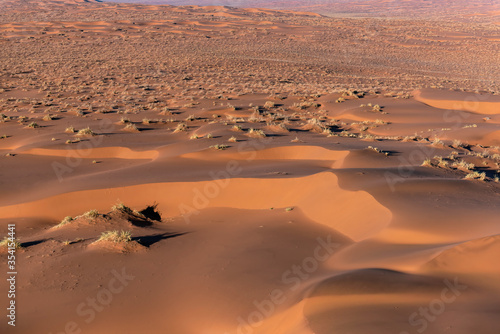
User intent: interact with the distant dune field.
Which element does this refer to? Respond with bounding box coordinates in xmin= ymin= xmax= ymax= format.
xmin=103 ymin=0 xmax=500 ymax=21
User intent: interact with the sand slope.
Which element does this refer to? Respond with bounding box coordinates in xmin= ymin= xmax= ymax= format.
xmin=2 ymin=86 xmax=500 ymax=334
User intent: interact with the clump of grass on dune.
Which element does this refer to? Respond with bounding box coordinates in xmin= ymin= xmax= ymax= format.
xmin=55 ymin=216 xmax=74 ymax=228
xmin=232 ymin=125 xmax=243 ymax=132
xmin=65 ymin=126 xmax=76 ymax=133
xmin=120 ymin=117 xmax=131 ymax=124
xmin=464 ymin=171 xmax=486 ymax=181
xmin=431 ymin=138 xmax=445 ymax=147
xmin=421 ymin=158 xmax=434 ymax=167
xmin=97 ymin=230 xmax=132 ymax=243
xmin=367 ymin=146 xmax=389 ymax=156
xmin=112 ymin=202 xmax=134 ymax=215
xmin=27 ymin=122 xmax=39 ymax=128
xmin=77 ymin=127 xmax=95 ymax=136
xmin=451 ymin=160 xmax=475 ymax=171
xmin=111 ymin=202 xmax=145 ymax=218
xmin=264 ymin=101 xmax=276 ymax=108
xmin=247 ymin=128 xmax=266 ymax=138
xmin=83 ymin=209 xmax=99 ymax=219
xmin=174 ymin=122 xmax=187 ymax=133
xmin=210 ymin=144 xmax=228 ymax=150
xmin=123 ymin=123 xmax=139 ymax=132
xmin=0 ymin=237 xmax=22 ymax=250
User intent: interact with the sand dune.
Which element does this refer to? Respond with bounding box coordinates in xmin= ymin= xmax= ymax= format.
xmin=0 ymin=172 xmax=392 ymax=241
xmin=2 ymin=85 xmax=500 ymax=332
xmin=414 ymin=89 xmax=500 ymax=115
xmin=22 ymin=146 xmax=159 ymax=160
xmin=181 ymin=145 xmax=349 ymax=164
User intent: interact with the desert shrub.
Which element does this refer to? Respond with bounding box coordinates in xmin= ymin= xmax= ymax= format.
xmin=56 ymin=216 xmax=73 ymax=228
xmin=264 ymin=101 xmax=275 ymax=108
xmin=123 ymin=123 xmax=139 ymax=132
xmin=77 ymin=127 xmax=95 ymax=136
xmin=84 ymin=209 xmax=99 ymax=219
xmin=112 ymin=203 xmax=134 ymax=215
xmin=248 ymin=128 xmax=266 ymax=138
xmin=367 ymin=146 xmax=388 ymax=156
xmin=232 ymin=125 xmax=243 ymax=132
xmin=402 ymin=136 xmax=417 ymax=142
xmin=451 ymin=160 xmax=475 ymax=171
xmin=452 ymin=139 xmax=463 ymax=148
xmin=210 ymin=144 xmax=228 ymax=150
xmin=174 ymin=123 xmax=187 ymax=133
xmin=0 ymin=237 xmax=21 ymax=249
xmin=97 ymin=230 xmax=132 ymax=243
xmin=421 ymin=158 xmax=433 ymax=167
xmin=464 ymin=171 xmax=486 ymax=181
xmin=431 ymin=138 xmax=445 ymax=147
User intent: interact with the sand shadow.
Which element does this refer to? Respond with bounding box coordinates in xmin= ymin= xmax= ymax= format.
xmin=139 ymin=204 xmax=162 ymax=222
xmin=20 ymin=239 xmax=46 ymax=248
xmin=134 ymin=232 xmax=187 ymax=247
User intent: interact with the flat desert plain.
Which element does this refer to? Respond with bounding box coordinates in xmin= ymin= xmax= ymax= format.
xmin=0 ymin=0 xmax=499 ymax=333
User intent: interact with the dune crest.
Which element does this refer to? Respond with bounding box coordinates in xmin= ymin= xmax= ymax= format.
xmin=21 ymin=146 xmax=159 ymax=160
xmin=0 ymin=171 xmax=391 ymax=241
xmin=414 ymin=88 xmax=500 ymax=114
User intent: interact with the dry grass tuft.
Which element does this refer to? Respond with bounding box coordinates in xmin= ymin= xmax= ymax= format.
xmin=0 ymin=237 xmax=22 ymax=250
xmin=55 ymin=216 xmax=73 ymax=228
xmin=97 ymin=230 xmax=132 ymax=243
xmin=247 ymin=128 xmax=266 ymax=138
xmin=77 ymin=127 xmax=95 ymax=136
